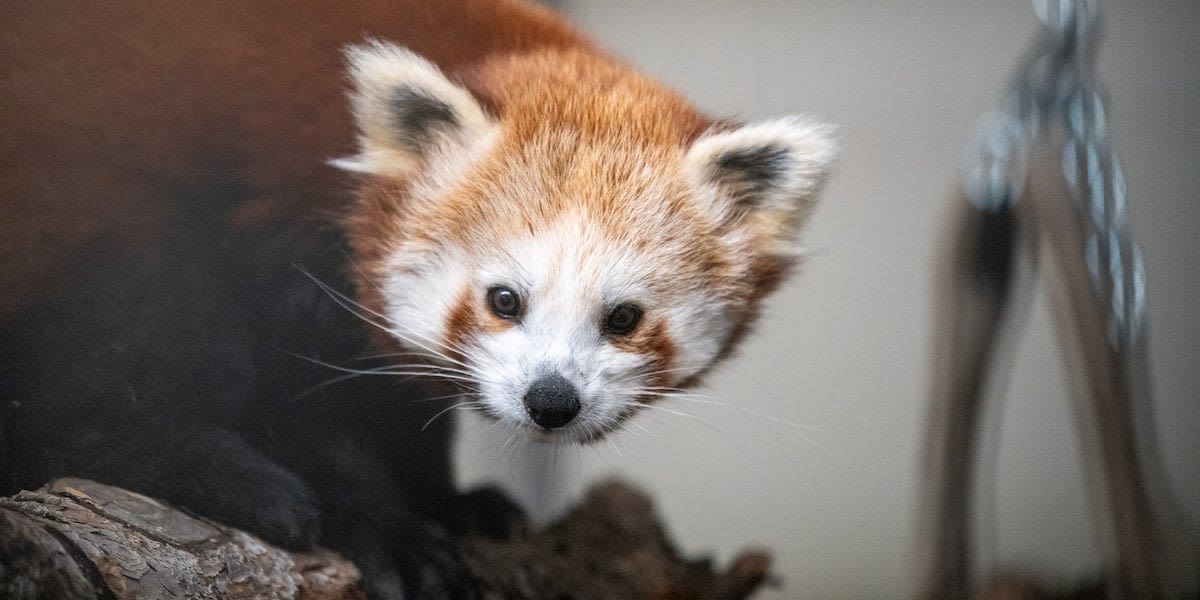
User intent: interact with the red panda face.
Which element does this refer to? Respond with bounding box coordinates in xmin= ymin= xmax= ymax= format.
xmin=337 ymin=42 xmax=836 ymax=442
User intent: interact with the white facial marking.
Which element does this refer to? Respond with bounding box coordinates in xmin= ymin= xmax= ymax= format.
xmin=378 ymin=197 xmax=744 ymax=441
xmin=381 ymin=244 xmax=472 ymax=362
xmin=472 ymin=215 xmax=649 ymax=440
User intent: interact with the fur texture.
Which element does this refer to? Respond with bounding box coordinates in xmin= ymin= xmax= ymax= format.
xmin=0 ymin=1 xmax=835 ymax=598
xmin=340 ymin=42 xmax=837 ymax=442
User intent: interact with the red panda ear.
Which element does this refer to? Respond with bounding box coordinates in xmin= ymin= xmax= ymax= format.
xmin=331 ymin=40 xmax=496 ymax=178
xmin=686 ymin=116 xmax=837 ymax=255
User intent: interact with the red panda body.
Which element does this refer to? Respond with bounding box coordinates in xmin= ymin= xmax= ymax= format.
xmin=1 ymin=0 xmax=585 ymax=319
xmin=0 ymin=2 xmax=835 ymax=597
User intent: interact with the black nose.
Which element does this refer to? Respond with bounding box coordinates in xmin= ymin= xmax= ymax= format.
xmin=523 ymin=374 xmax=581 ymax=429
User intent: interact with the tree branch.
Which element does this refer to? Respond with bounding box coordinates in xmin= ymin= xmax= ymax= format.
xmin=0 ymin=479 xmax=773 ymax=600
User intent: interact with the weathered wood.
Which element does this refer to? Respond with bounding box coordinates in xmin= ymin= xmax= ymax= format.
xmin=0 ymin=479 xmax=774 ymax=600
xmin=460 ymin=481 xmax=774 ymax=600
xmin=0 ymin=478 xmax=363 ymax=600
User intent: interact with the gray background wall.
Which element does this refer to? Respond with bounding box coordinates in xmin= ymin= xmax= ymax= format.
xmin=456 ymin=2 xmax=1200 ymax=597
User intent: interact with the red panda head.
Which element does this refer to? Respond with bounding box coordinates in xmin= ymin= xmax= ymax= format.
xmin=335 ymin=41 xmax=836 ymax=442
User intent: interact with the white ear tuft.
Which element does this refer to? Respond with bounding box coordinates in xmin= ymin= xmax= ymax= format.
xmin=686 ymin=116 xmax=838 ymax=253
xmin=332 ymin=40 xmax=495 ymax=177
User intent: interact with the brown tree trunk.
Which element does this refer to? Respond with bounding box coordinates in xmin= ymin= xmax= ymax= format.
xmin=1 ymin=478 xmax=773 ymax=600
xmin=0 ymin=478 xmax=362 ymax=600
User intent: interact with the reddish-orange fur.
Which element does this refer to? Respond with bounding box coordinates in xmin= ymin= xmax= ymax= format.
xmin=3 ymin=0 xmax=798 ymax=377
xmin=0 ymin=0 xmax=584 ymax=319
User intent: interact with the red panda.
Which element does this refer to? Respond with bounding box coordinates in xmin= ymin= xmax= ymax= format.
xmin=338 ymin=40 xmax=836 ymax=441
xmin=0 ymin=1 xmax=835 ymax=597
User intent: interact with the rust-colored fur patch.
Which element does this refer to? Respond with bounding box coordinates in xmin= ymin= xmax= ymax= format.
xmin=443 ymin=284 xmax=516 ymax=363
xmin=610 ymin=319 xmax=678 ymax=391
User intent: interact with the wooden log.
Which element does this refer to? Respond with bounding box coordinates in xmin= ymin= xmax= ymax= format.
xmin=460 ymin=481 xmax=774 ymax=600
xmin=0 ymin=479 xmax=774 ymax=600
xmin=0 ymin=478 xmax=362 ymax=600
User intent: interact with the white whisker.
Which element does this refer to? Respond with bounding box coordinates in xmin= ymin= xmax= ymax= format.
xmin=283 ymin=351 xmax=478 ymax=383
xmin=422 ymin=401 xmax=487 ymax=431
xmin=296 ymin=266 xmax=473 ymax=370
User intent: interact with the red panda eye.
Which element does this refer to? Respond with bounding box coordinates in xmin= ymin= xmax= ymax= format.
xmin=486 ymin=286 xmax=521 ymax=320
xmin=604 ymin=304 xmax=643 ymax=336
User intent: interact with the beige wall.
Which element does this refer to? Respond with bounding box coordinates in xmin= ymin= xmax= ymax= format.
xmin=456 ymin=2 xmax=1200 ymax=597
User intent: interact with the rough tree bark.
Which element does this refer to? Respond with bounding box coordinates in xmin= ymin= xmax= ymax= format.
xmin=0 ymin=478 xmax=773 ymax=600
xmin=0 ymin=478 xmax=362 ymax=600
